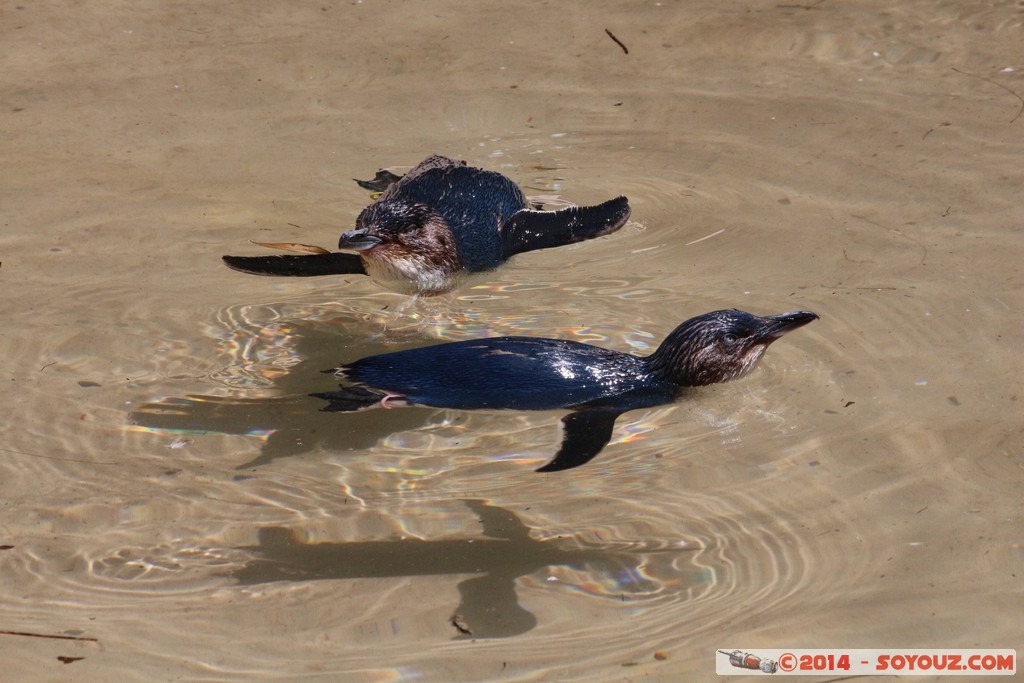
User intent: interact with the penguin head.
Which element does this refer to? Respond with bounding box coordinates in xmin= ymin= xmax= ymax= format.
xmin=339 ymin=199 xmax=463 ymax=293
xmin=648 ymin=309 xmax=818 ymax=387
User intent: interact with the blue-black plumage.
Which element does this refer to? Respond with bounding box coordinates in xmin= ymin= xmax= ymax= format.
xmin=313 ymin=309 xmax=819 ymax=471
xmin=341 ymin=337 xmax=673 ymax=411
xmin=223 ymin=155 xmax=631 ymax=294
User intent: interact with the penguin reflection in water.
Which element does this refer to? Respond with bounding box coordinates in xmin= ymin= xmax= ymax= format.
xmin=313 ymin=309 xmax=818 ymax=472
xmin=223 ymin=155 xmax=631 ymax=294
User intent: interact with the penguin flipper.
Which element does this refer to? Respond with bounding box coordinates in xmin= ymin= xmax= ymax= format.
xmin=310 ymin=386 xmax=384 ymax=412
xmin=222 ymin=252 xmax=367 ymax=277
xmin=536 ymin=409 xmax=623 ymax=472
xmin=502 ymin=196 xmax=630 ymax=258
xmin=354 ymin=169 xmax=403 ymax=192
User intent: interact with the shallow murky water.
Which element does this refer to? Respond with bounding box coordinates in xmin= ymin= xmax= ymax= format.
xmin=3 ymin=1 xmax=1022 ymax=680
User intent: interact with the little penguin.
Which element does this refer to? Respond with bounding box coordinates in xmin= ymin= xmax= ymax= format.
xmin=312 ymin=309 xmax=819 ymax=471
xmin=223 ymin=155 xmax=631 ymax=294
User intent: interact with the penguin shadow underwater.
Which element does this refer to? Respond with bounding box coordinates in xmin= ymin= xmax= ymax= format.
xmin=129 ymin=320 xmax=439 ymax=470
xmin=225 ymin=499 xmax=696 ymax=639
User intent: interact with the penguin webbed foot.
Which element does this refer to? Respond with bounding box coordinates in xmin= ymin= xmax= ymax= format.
xmin=535 ymin=409 xmax=623 ymax=472
xmin=310 ymin=386 xmax=386 ymax=412
xmin=354 ymin=170 xmax=403 ymax=192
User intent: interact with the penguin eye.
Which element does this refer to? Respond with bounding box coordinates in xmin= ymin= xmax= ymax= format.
xmin=722 ymin=333 xmax=739 ymax=346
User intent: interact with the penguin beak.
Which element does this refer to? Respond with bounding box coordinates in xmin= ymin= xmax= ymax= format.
xmin=338 ymin=228 xmax=383 ymax=252
xmin=757 ymin=310 xmax=819 ymax=342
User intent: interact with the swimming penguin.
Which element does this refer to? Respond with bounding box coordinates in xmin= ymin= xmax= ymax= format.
xmin=312 ymin=309 xmax=819 ymax=471
xmin=222 ymin=155 xmax=631 ymax=294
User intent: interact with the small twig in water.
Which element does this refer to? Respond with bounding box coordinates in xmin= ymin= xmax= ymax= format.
xmin=605 ymin=29 xmax=629 ymax=54
xmin=0 ymin=446 xmax=120 ymax=466
xmin=922 ymin=122 xmax=951 ymax=139
xmin=0 ymin=629 xmax=98 ymax=642
xmin=952 ymin=67 xmax=1024 ymax=123
xmin=449 ymin=614 xmax=472 ymax=636
xmin=685 ymin=229 xmax=725 ymax=246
